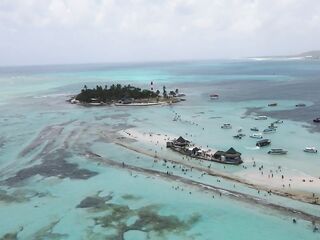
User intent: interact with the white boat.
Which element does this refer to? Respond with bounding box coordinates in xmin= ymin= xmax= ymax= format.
xmin=70 ymin=99 xmax=79 ymax=104
xmin=303 ymin=147 xmax=318 ymax=153
xmin=89 ymin=102 xmax=103 ymax=106
xmin=221 ymin=123 xmax=232 ymax=129
xmin=210 ymin=94 xmax=219 ymax=100
xmin=255 ymin=116 xmax=268 ymax=120
xmin=250 ymin=134 xmax=263 ymax=139
xmin=263 ymin=128 xmax=276 ymax=133
xmin=268 ymin=149 xmax=288 ymax=155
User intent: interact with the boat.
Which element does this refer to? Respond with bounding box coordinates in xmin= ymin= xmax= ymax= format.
xmin=233 ymin=134 xmax=242 ymax=139
xmin=296 ymin=103 xmax=306 ymax=107
xmin=89 ymin=98 xmax=104 ymax=106
xmin=313 ymin=118 xmax=320 ymax=123
xmin=233 ymin=133 xmax=246 ymax=139
xmin=256 ymin=139 xmax=271 ymax=147
xmin=273 ymin=120 xmax=283 ymax=124
xmin=303 ymin=147 xmax=318 ymax=153
xmin=210 ymin=94 xmax=219 ymax=100
xmin=263 ymin=128 xmax=276 ymax=133
xmin=268 ymin=123 xmax=277 ymax=129
xmin=70 ymin=98 xmax=80 ymax=104
xmin=250 ymin=134 xmax=263 ymax=139
xmin=221 ymin=123 xmax=232 ymax=129
xmin=268 ymin=103 xmax=278 ymax=107
xmin=250 ymin=127 xmax=259 ymax=131
xmin=254 ymin=116 xmax=268 ymax=120
xmin=268 ymin=149 xmax=288 ymax=155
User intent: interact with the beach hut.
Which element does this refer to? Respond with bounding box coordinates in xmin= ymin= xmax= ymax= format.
xmin=224 ymin=147 xmax=241 ymax=161
xmin=173 ymin=136 xmax=190 ymax=147
xmin=187 ymin=147 xmax=201 ymax=156
xmin=213 ymin=147 xmax=242 ymax=164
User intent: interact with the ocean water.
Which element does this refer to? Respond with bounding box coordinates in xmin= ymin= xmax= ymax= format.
xmin=0 ymin=59 xmax=320 ymax=239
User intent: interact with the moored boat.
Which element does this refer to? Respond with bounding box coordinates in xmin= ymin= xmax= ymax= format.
xmin=233 ymin=133 xmax=245 ymax=139
xmin=256 ymin=139 xmax=271 ymax=147
xmin=263 ymin=128 xmax=276 ymax=133
xmin=268 ymin=149 xmax=288 ymax=155
xmin=303 ymin=147 xmax=318 ymax=153
xmin=274 ymin=120 xmax=283 ymax=124
xmin=233 ymin=134 xmax=242 ymax=139
xmin=250 ymin=134 xmax=263 ymax=139
xmin=268 ymin=123 xmax=277 ymax=129
xmin=210 ymin=94 xmax=219 ymax=100
xmin=221 ymin=123 xmax=232 ymax=129
xmin=268 ymin=103 xmax=278 ymax=107
xmin=255 ymin=116 xmax=268 ymax=120
xmin=296 ymin=103 xmax=306 ymax=107
xmin=313 ymin=118 xmax=320 ymax=123
xmin=250 ymin=127 xmax=259 ymax=131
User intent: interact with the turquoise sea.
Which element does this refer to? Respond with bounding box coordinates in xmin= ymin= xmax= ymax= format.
xmin=0 ymin=59 xmax=320 ymax=239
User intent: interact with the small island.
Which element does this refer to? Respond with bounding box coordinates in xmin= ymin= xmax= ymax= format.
xmin=69 ymin=84 xmax=185 ymax=106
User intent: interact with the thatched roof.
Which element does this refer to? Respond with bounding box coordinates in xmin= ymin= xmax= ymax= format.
xmin=214 ymin=148 xmax=241 ymax=157
xmin=176 ymin=136 xmax=189 ymax=143
xmin=226 ymin=147 xmax=240 ymax=155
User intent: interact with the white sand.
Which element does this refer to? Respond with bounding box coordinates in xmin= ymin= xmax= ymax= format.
xmin=119 ymin=128 xmax=320 ymax=198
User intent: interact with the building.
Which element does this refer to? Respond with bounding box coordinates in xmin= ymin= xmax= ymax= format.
xmin=213 ymin=147 xmax=242 ymax=164
xmin=173 ymin=136 xmax=190 ymax=147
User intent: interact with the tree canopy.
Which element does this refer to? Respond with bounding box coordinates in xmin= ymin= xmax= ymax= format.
xmin=75 ymin=84 xmax=159 ymax=103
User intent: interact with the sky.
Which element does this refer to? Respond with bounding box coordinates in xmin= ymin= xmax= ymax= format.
xmin=0 ymin=0 xmax=320 ymax=66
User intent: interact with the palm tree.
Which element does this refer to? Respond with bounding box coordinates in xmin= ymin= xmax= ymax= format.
xmin=163 ymin=86 xmax=167 ymax=98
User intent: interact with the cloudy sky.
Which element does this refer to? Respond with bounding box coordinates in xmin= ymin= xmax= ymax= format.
xmin=0 ymin=0 xmax=320 ymax=66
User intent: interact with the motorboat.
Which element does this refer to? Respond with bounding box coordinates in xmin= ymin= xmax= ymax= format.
xmin=268 ymin=103 xmax=278 ymax=107
xmin=250 ymin=134 xmax=263 ymax=139
xmin=221 ymin=123 xmax=232 ymax=129
xmin=210 ymin=94 xmax=219 ymax=100
xmin=250 ymin=127 xmax=259 ymax=131
xmin=233 ymin=134 xmax=243 ymax=139
xmin=256 ymin=139 xmax=271 ymax=147
xmin=268 ymin=123 xmax=277 ymax=129
xmin=263 ymin=128 xmax=276 ymax=133
xmin=303 ymin=147 xmax=318 ymax=153
xmin=268 ymin=149 xmax=288 ymax=155
xmin=313 ymin=118 xmax=320 ymax=123
xmin=274 ymin=120 xmax=283 ymax=124
xmin=255 ymin=116 xmax=268 ymax=120
xmin=296 ymin=103 xmax=306 ymax=107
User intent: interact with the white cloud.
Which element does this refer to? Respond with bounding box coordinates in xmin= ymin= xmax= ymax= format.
xmin=0 ymin=0 xmax=320 ymax=65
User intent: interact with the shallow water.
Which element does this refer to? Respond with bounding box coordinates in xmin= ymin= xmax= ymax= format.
xmin=1 ymin=59 xmax=320 ymax=239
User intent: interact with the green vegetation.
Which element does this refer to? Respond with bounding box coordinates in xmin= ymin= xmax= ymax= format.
xmin=75 ymin=84 xmax=159 ymax=103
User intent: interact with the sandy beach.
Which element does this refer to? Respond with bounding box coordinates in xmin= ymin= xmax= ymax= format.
xmin=117 ymin=128 xmax=320 ymax=205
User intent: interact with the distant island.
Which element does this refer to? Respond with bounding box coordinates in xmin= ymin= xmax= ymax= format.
xmin=250 ymin=50 xmax=320 ymax=60
xmin=69 ymin=84 xmax=185 ymax=106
